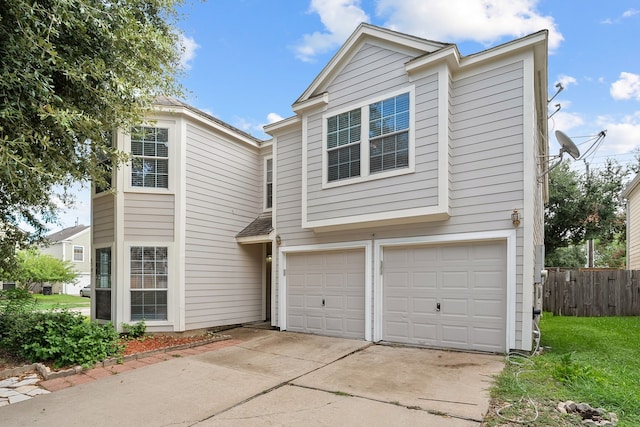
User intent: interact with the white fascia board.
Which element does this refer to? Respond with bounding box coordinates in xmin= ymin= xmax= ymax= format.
xmin=303 ymin=206 xmax=451 ymax=232
xmin=292 ymin=93 xmax=329 ymax=114
xmin=264 ymin=116 xmax=302 ymax=136
xmin=236 ymin=231 xmax=275 ymax=245
xmin=459 ymin=31 xmax=547 ymax=70
xmin=622 ymin=173 xmax=640 ymax=198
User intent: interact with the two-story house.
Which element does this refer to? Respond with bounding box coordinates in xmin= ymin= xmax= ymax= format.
xmin=93 ymin=24 xmax=549 ymax=353
xmin=41 ymin=224 xmax=91 ymax=294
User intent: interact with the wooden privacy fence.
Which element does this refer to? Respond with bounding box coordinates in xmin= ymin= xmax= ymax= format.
xmin=543 ymin=269 xmax=640 ymax=316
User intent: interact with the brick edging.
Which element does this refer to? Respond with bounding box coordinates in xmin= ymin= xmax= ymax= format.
xmin=1 ymin=334 xmax=231 ymax=381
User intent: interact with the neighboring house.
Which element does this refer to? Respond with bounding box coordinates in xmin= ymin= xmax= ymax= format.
xmin=41 ymin=224 xmax=91 ymax=294
xmin=622 ymin=174 xmax=640 ymax=269
xmin=93 ymin=24 xmax=549 ymax=353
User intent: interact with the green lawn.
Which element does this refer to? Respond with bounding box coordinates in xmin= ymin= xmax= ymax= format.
xmin=485 ymin=314 xmax=640 ymax=426
xmin=32 ymin=294 xmax=90 ymax=310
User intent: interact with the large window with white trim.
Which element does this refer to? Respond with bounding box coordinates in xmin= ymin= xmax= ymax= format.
xmin=130 ymin=246 xmax=168 ymax=321
xmin=131 ymin=127 xmax=169 ymax=188
xmin=325 ymin=91 xmax=411 ymax=184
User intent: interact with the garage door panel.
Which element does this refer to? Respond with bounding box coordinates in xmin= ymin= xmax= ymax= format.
xmin=382 ymin=241 xmax=506 ymax=352
xmin=286 ymin=250 xmax=365 ymax=340
xmin=473 ymin=299 xmax=503 ymax=318
xmin=412 ymin=297 xmax=434 ymax=314
xmin=386 ymin=296 xmax=409 ymax=312
xmin=474 ymin=271 xmax=504 ymax=289
xmin=442 ymin=271 xmax=469 ymax=289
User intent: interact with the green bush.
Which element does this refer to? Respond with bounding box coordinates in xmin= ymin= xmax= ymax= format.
xmin=121 ymin=321 xmax=146 ymax=339
xmin=0 ymin=304 xmax=122 ymax=368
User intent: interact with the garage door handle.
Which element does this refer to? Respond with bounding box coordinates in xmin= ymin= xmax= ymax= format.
xmin=436 ymin=303 xmax=441 ymax=312
xmin=322 ymin=298 xmax=325 ymax=307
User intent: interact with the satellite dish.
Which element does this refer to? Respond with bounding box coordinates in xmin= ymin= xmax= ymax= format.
xmin=555 ymin=130 xmax=580 ymax=160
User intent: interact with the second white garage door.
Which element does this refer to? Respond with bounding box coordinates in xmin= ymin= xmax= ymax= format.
xmin=286 ymin=249 xmax=365 ymax=339
xmin=382 ymin=241 xmax=507 ymax=352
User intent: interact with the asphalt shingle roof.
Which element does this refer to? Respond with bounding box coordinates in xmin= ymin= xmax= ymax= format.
xmin=45 ymin=225 xmax=90 ymax=243
xmin=236 ymin=213 xmax=273 ymax=238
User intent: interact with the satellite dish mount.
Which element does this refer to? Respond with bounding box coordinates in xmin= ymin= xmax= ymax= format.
xmin=539 ymin=130 xmax=581 ymax=181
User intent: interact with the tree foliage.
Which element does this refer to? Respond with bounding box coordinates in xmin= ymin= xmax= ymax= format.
xmin=545 ymin=159 xmax=629 ymax=267
xmin=11 ymin=249 xmax=78 ymax=290
xmin=0 ymin=0 xmax=185 ymax=270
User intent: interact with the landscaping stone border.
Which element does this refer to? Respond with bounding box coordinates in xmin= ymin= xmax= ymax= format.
xmin=0 ymin=333 xmax=230 ymax=381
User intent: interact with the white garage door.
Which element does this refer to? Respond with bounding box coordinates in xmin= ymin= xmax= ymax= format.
xmin=382 ymin=241 xmax=506 ymax=352
xmin=286 ymin=249 xmax=365 ymax=339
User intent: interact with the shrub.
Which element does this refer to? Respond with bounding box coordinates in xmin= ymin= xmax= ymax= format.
xmin=121 ymin=321 xmax=147 ymax=339
xmin=0 ymin=307 xmax=122 ymax=368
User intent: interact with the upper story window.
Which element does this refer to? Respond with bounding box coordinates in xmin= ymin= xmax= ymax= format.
xmin=324 ymin=89 xmax=413 ymax=186
xmin=369 ymin=93 xmax=410 ymax=173
xmin=327 ymin=109 xmax=361 ymax=182
xmin=265 ymin=157 xmax=273 ymax=209
xmin=73 ymin=245 xmax=84 ymax=262
xmin=131 ymin=127 xmax=169 ymax=188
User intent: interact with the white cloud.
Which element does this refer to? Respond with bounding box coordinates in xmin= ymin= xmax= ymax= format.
xmin=267 ymin=113 xmax=284 ymax=124
xmin=376 ymin=0 xmax=563 ymax=51
xmin=596 ymin=112 xmax=640 ymax=154
xmin=179 ymin=33 xmax=199 ymax=70
xmin=556 ymin=75 xmax=577 ymax=88
xmin=610 ymin=72 xmax=640 ymax=101
xmin=550 ymin=111 xmax=584 ymax=133
xmin=294 ymin=0 xmax=370 ymax=62
xmin=623 ymin=8 xmax=640 ymax=18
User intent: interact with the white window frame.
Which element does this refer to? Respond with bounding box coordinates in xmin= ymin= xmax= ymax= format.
xmin=264 ymin=156 xmax=273 ymax=211
xmin=128 ymin=245 xmax=170 ymax=322
xmin=125 ymin=121 xmax=175 ymax=193
xmin=73 ymin=245 xmax=84 ymax=262
xmin=321 ymin=86 xmax=416 ymax=189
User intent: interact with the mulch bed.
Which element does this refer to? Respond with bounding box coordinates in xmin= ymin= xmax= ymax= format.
xmin=121 ymin=334 xmax=215 ymax=356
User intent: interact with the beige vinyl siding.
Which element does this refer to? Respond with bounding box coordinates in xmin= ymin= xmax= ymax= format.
xmin=274 ymin=57 xmax=528 ymax=347
xmin=183 ymin=123 xmax=263 ymax=329
xmin=628 ymin=190 xmax=640 ymax=269
xmin=306 ymin=46 xmax=440 ymax=222
xmin=123 ymin=193 xmax=175 ymax=241
xmin=93 ymin=194 xmax=115 ymax=244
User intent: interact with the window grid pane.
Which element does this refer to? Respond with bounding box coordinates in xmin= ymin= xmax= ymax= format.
xmin=130 ymin=246 xmax=168 ymax=321
xmin=370 ymin=133 xmax=409 ymax=173
xmin=369 ymin=93 xmax=410 ymax=173
xmin=131 ymin=126 xmax=169 ymax=189
xmin=328 ymin=145 xmax=361 ymax=181
xmin=327 ymin=109 xmax=361 ymax=149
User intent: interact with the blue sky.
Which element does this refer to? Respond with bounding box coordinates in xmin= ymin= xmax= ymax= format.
xmin=56 ymin=0 xmax=640 ymax=231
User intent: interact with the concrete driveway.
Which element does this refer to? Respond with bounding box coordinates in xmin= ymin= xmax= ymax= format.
xmin=1 ymin=327 xmax=504 ymax=426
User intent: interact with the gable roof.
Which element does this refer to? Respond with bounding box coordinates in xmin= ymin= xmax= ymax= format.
xmin=46 ymin=225 xmax=90 ymax=243
xmin=294 ymin=23 xmax=451 ymax=107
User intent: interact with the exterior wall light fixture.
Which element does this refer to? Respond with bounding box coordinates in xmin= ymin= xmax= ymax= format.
xmin=511 ymin=209 xmax=521 ymax=227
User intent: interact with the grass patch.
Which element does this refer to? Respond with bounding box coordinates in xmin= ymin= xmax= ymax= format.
xmin=33 ymin=294 xmax=90 ymax=310
xmin=485 ymin=314 xmax=640 ymax=426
